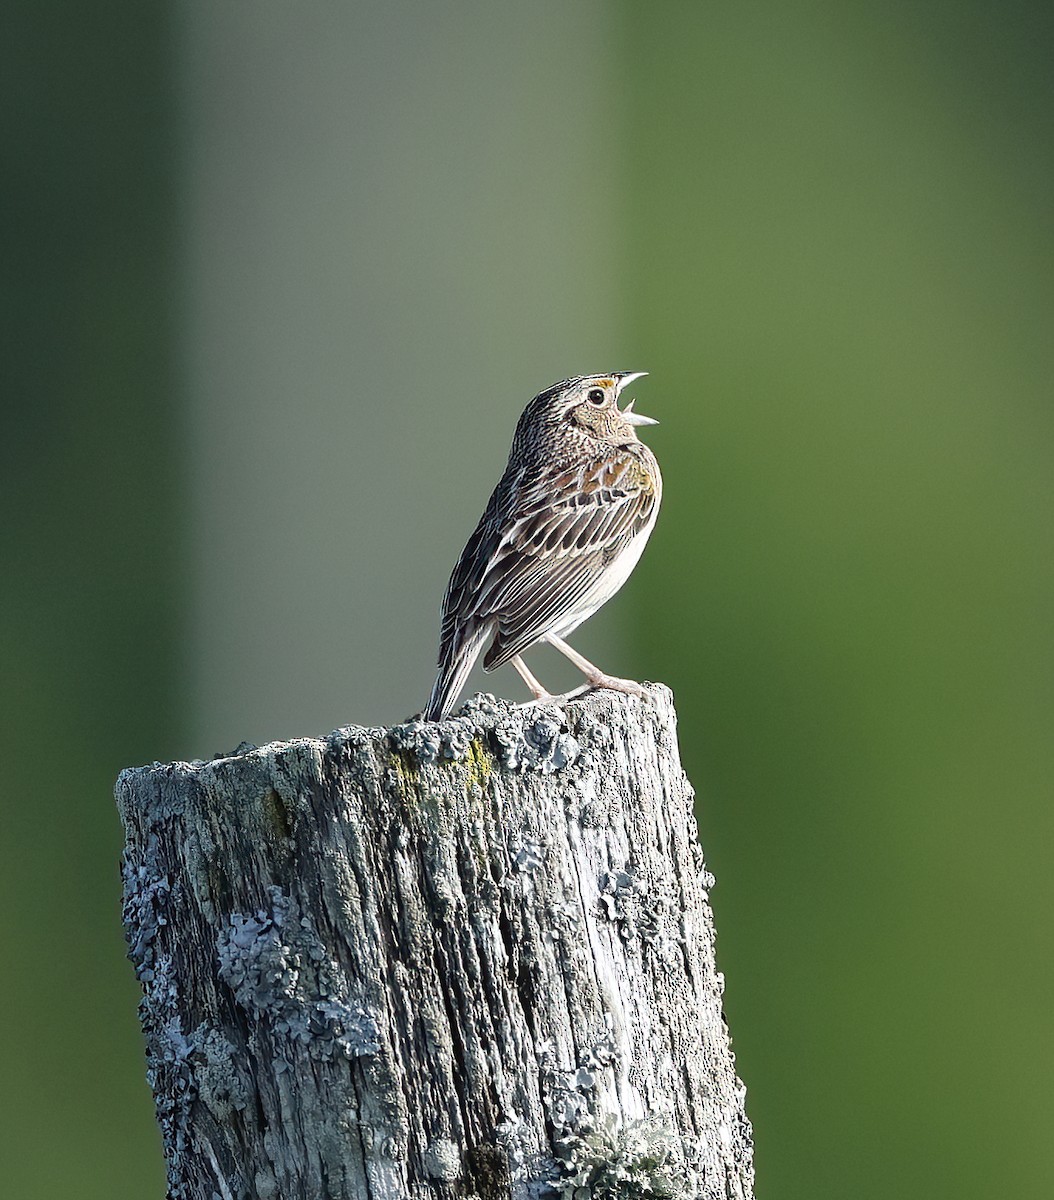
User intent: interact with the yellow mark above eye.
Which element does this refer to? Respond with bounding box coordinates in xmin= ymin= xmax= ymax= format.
xmin=595 ymin=379 xmax=615 ymax=389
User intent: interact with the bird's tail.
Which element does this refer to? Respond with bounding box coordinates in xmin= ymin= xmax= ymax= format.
xmin=423 ymin=626 xmax=489 ymax=721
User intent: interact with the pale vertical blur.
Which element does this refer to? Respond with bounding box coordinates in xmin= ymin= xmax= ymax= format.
xmin=183 ymin=1 xmax=630 ymax=749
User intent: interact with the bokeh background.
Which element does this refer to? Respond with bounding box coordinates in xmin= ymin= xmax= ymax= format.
xmin=3 ymin=2 xmax=1051 ymax=1197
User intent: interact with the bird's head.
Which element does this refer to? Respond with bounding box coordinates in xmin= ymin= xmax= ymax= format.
xmin=522 ymin=372 xmax=657 ymax=449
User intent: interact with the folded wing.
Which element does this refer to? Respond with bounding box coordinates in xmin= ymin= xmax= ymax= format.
xmin=459 ymin=453 xmax=657 ymax=670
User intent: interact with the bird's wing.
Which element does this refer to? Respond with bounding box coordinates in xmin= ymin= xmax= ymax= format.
xmin=467 ymin=451 xmax=657 ymax=670
xmin=435 ymin=464 xmax=522 ymax=663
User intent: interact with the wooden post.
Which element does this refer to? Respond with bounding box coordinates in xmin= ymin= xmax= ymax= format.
xmin=117 ymin=686 xmax=754 ymax=1199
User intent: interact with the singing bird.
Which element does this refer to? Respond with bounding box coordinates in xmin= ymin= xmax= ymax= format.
xmin=424 ymin=373 xmax=661 ymax=721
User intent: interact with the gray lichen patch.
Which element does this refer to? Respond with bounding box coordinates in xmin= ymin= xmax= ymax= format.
xmin=422 ymin=1137 xmax=462 ymax=1181
xmin=193 ymin=1024 xmax=250 ymax=1120
xmin=388 ymin=693 xmax=589 ymax=776
xmin=121 ymin=838 xmax=171 ymax=984
xmin=489 ymin=708 xmax=584 ymax=773
xmin=597 ymin=867 xmax=680 ymax=953
xmin=388 ymin=710 xmax=485 ymax=766
xmin=216 ymin=885 xmax=379 ymax=1059
xmin=552 ymin=1116 xmax=691 ymax=1199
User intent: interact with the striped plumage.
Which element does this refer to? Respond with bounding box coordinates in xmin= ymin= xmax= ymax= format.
xmin=424 ymin=373 xmax=661 ymax=721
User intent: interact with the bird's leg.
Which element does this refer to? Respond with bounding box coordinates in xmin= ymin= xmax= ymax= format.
xmin=510 ymin=655 xmax=552 ymax=702
xmin=510 ymin=654 xmax=592 ymax=709
xmin=543 ymin=633 xmax=649 ymax=701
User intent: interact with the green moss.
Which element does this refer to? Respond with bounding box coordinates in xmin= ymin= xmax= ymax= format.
xmin=260 ymin=787 xmax=292 ymax=843
xmin=466 ymin=1143 xmax=510 ymax=1199
xmin=388 ymin=751 xmax=419 ymax=798
xmin=464 ymin=737 xmax=492 ymax=793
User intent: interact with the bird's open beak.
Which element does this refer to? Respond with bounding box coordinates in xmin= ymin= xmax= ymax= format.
xmin=622 ymin=400 xmax=658 ymax=427
xmin=615 ymin=372 xmax=658 ymax=426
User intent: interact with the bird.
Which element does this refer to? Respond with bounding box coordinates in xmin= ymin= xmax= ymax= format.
xmin=423 ymin=372 xmax=662 ymax=721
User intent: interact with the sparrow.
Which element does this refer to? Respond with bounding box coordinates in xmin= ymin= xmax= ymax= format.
xmin=424 ymin=372 xmax=661 ymax=720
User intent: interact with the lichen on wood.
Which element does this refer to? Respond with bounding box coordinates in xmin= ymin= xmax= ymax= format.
xmin=117 ymin=685 xmax=754 ymax=1200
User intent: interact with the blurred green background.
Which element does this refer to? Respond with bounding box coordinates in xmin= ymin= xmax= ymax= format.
xmin=3 ymin=2 xmax=1051 ymax=1198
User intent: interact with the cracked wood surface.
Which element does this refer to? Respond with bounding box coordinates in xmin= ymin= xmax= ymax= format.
xmin=117 ymin=685 xmax=754 ymax=1199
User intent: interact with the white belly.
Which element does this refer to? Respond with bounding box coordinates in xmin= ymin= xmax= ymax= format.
xmin=550 ymin=507 xmax=659 ymax=639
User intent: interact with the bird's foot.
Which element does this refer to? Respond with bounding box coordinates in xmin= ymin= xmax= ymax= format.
xmin=513 ymin=684 xmax=591 ymax=711
xmin=540 ymin=636 xmax=654 ymax=706
xmin=584 ymin=673 xmax=653 ymax=703
xmin=515 ymin=678 xmax=652 ymax=710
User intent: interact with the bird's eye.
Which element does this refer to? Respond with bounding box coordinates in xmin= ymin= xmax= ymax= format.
xmin=587 ymin=388 xmax=606 ymax=405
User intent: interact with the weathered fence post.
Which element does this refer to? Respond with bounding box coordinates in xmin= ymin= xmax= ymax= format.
xmin=117 ymin=685 xmax=754 ymax=1199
